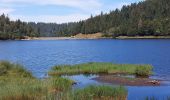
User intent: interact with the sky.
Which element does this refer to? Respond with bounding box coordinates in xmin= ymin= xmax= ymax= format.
xmin=0 ymin=0 xmax=144 ymax=23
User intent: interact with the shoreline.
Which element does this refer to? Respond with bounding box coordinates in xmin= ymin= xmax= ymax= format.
xmin=27 ymin=37 xmax=110 ymax=40
xmin=20 ymin=36 xmax=170 ymax=41
xmin=21 ymin=35 xmax=170 ymax=40
xmin=116 ymin=36 xmax=170 ymax=39
xmin=1 ymin=33 xmax=170 ymax=41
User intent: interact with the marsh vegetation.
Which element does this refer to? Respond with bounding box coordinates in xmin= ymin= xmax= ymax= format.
xmin=49 ymin=62 xmax=153 ymax=77
xmin=0 ymin=61 xmax=128 ymax=100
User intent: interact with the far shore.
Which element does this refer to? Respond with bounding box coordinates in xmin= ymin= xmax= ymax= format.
xmin=21 ymin=36 xmax=170 ymax=40
xmin=3 ymin=33 xmax=170 ymax=40
xmin=21 ymin=33 xmax=110 ymax=40
xmin=116 ymin=36 xmax=170 ymax=39
xmin=23 ymin=37 xmax=108 ymax=40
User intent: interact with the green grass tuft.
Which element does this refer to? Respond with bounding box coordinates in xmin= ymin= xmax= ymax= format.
xmin=0 ymin=61 xmax=128 ymax=100
xmin=0 ymin=61 xmax=73 ymax=100
xmin=135 ymin=65 xmax=153 ymax=77
xmin=73 ymin=85 xmax=127 ymax=100
xmin=0 ymin=61 xmax=33 ymax=78
xmin=49 ymin=62 xmax=153 ymax=77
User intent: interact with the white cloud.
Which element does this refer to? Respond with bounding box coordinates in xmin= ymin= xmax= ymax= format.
xmin=0 ymin=0 xmax=144 ymax=23
xmin=0 ymin=0 xmax=101 ymax=23
xmin=0 ymin=0 xmax=102 ymax=11
xmin=0 ymin=8 xmax=15 ymax=14
xmin=10 ymin=14 xmax=90 ymax=23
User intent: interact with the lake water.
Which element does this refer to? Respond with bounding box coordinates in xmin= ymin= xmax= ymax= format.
xmin=0 ymin=39 xmax=170 ymax=99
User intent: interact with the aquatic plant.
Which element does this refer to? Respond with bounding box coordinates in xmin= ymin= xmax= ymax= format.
xmin=0 ymin=61 xmax=33 ymax=78
xmin=145 ymin=96 xmax=170 ymax=100
xmin=73 ymin=85 xmax=127 ymax=100
xmin=0 ymin=77 xmax=74 ymax=100
xmin=49 ymin=62 xmax=153 ymax=77
xmin=0 ymin=61 xmax=73 ymax=100
xmin=0 ymin=61 xmax=128 ymax=100
xmin=135 ymin=65 xmax=153 ymax=77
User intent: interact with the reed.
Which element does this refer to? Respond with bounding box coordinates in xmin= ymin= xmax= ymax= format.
xmin=73 ymin=85 xmax=127 ymax=100
xmin=0 ymin=61 xmax=33 ymax=78
xmin=49 ymin=62 xmax=153 ymax=77
xmin=0 ymin=61 xmax=128 ymax=100
xmin=0 ymin=61 xmax=73 ymax=100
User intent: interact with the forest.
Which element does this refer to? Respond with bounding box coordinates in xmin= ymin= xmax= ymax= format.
xmin=0 ymin=0 xmax=170 ymax=39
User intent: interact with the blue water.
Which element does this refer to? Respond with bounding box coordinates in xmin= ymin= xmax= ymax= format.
xmin=0 ymin=39 xmax=170 ymax=99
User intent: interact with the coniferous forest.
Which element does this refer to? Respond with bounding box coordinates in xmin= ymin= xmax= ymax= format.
xmin=0 ymin=0 xmax=170 ymax=39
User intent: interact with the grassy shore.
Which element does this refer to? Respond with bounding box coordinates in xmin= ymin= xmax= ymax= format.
xmin=0 ymin=61 xmax=128 ymax=100
xmin=0 ymin=61 xmax=74 ymax=99
xmin=73 ymin=85 xmax=127 ymax=100
xmin=49 ymin=62 xmax=153 ymax=77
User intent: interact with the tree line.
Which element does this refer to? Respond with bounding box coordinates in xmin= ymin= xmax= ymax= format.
xmin=71 ymin=0 xmax=170 ymax=37
xmin=0 ymin=0 xmax=170 ymax=39
xmin=0 ymin=14 xmax=39 ymax=40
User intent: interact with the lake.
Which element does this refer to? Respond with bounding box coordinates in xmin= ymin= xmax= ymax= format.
xmin=0 ymin=39 xmax=170 ymax=99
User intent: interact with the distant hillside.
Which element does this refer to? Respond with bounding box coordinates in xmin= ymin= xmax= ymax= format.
xmin=0 ymin=14 xmax=39 ymax=40
xmin=68 ymin=0 xmax=170 ymax=37
xmin=0 ymin=0 xmax=170 ymax=39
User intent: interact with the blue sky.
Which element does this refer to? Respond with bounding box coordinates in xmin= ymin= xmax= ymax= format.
xmin=0 ymin=0 xmax=144 ymax=23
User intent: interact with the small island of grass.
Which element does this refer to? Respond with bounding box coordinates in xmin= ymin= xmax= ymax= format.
xmin=49 ymin=62 xmax=161 ymax=86
xmin=0 ymin=61 xmax=128 ymax=100
xmin=49 ymin=62 xmax=153 ymax=77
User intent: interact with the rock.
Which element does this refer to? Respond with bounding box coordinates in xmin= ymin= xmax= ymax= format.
xmin=148 ymin=80 xmax=160 ymax=85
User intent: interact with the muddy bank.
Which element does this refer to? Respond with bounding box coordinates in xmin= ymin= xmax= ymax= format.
xmin=93 ymin=75 xmax=161 ymax=86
